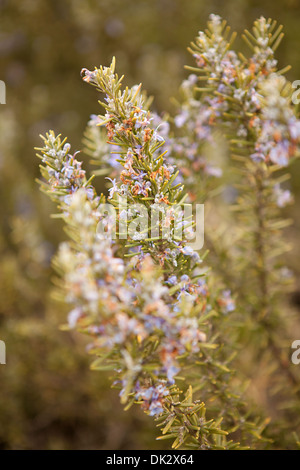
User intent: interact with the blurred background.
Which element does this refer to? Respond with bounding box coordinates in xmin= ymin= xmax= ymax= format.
xmin=0 ymin=0 xmax=299 ymax=449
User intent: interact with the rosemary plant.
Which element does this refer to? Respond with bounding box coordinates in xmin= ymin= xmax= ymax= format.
xmin=165 ymin=15 xmax=300 ymax=447
xmin=36 ymin=16 xmax=300 ymax=449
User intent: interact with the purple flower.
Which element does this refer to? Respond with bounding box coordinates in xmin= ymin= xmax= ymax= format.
xmin=106 ymin=177 xmax=118 ymax=199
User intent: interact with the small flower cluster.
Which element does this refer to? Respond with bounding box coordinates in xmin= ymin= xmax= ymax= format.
xmin=273 ymin=183 xmax=293 ymax=208
xmin=36 ymin=131 xmax=96 ymax=207
xmin=161 ymin=78 xmax=224 ymax=188
xmin=217 ymin=290 xmax=236 ymax=314
xmin=202 ymin=17 xmax=299 ymax=170
xmin=135 ymin=381 xmax=170 ymax=416
xmin=187 ymin=16 xmax=277 ymax=145
xmin=252 ymin=75 xmax=300 ymax=166
xmin=179 ymin=15 xmax=299 ymax=210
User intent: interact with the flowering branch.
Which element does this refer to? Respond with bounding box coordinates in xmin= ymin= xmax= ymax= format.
xmin=175 ymin=15 xmax=300 ymax=447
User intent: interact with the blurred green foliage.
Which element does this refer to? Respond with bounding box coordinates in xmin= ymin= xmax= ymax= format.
xmin=0 ymin=0 xmax=300 ymax=449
